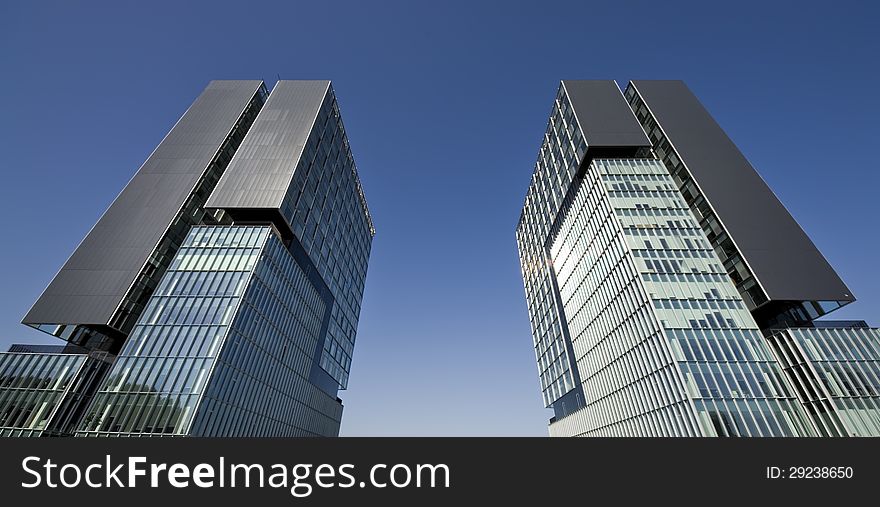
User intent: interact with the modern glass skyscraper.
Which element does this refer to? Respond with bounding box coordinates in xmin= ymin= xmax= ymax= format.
xmin=1 ymin=80 xmax=374 ymax=437
xmin=516 ymin=80 xmax=880 ymax=436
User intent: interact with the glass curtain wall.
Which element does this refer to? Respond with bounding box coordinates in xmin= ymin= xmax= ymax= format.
xmin=547 ymin=158 xmax=815 ymax=437
xmin=0 ymin=352 xmax=102 ymax=436
xmin=767 ymin=326 xmax=880 ymax=436
xmin=77 ymin=226 xmax=268 ymax=436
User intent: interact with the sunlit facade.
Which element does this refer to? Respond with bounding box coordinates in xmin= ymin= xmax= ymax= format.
xmin=545 ymin=158 xmax=812 ymax=436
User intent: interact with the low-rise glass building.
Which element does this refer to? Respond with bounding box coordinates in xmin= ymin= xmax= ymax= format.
xmin=0 ymin=347 xmax=110 ymax=437
xmin=766 ymin=325 xmax=880 ymax=436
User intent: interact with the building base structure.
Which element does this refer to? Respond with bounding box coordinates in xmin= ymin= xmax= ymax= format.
xmin=0 ymin=347 xmax=111 ymax=437
xmin=765 ymin=323 xmax=880 ymax=436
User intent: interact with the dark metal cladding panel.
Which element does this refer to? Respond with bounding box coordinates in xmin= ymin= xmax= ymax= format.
xmin=23 ymin=80 xmax=264 ymax=327
xmin=205 ymin=80 xmax=330 ymax=211
xmin=630 ymin=80 xmax=853 ymax=303
xmin=561 ymin=80 xmax=651 ymax=149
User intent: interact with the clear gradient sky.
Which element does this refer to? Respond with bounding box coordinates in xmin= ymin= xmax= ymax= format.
xmin=0 ymin=0 xmax=878 ymax=436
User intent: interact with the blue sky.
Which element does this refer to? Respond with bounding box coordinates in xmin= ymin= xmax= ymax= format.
xmin=0 ymin=0 xmax=877 ymax=436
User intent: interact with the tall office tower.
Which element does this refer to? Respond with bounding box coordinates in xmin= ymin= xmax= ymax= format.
xmin=516 ymin=81 xmax=879 ymax=436
xmin=1 ymin=80 xmax=374 ymax=437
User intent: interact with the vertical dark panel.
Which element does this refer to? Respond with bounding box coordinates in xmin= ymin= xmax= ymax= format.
xmin=205 ymin=80 xmax=330 ymax=212
xmin=562 ymin=80 xmax=650 ymax=152
xmin=630 ymin=80 xmax=853 ymax=304
xmin=23 ymin=80 xmax=265 ymax=329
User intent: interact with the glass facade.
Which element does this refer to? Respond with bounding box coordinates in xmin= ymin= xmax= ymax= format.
xmin=766 ymin=326 xmax=880 ymax=436
xmin=516 ymin=84 xmax=587 ymax=408
xmin=278 ymin=85 xmax=373 ymax=389
xmin=544 ymin=158 xmax=813 ymax=437
xmin=77 ymin=226 xmax=267 ymax=436
xmin=188 ymin=226 xmax=343 ymax=437
xmin=77 ymin=225 xmax=345 ymax=436
xmin=0 ymin=351 xmax=110 ymax=436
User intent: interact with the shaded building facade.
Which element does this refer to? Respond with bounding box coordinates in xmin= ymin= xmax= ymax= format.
xmin=0 ymin=347 xmax=110 ymax=437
